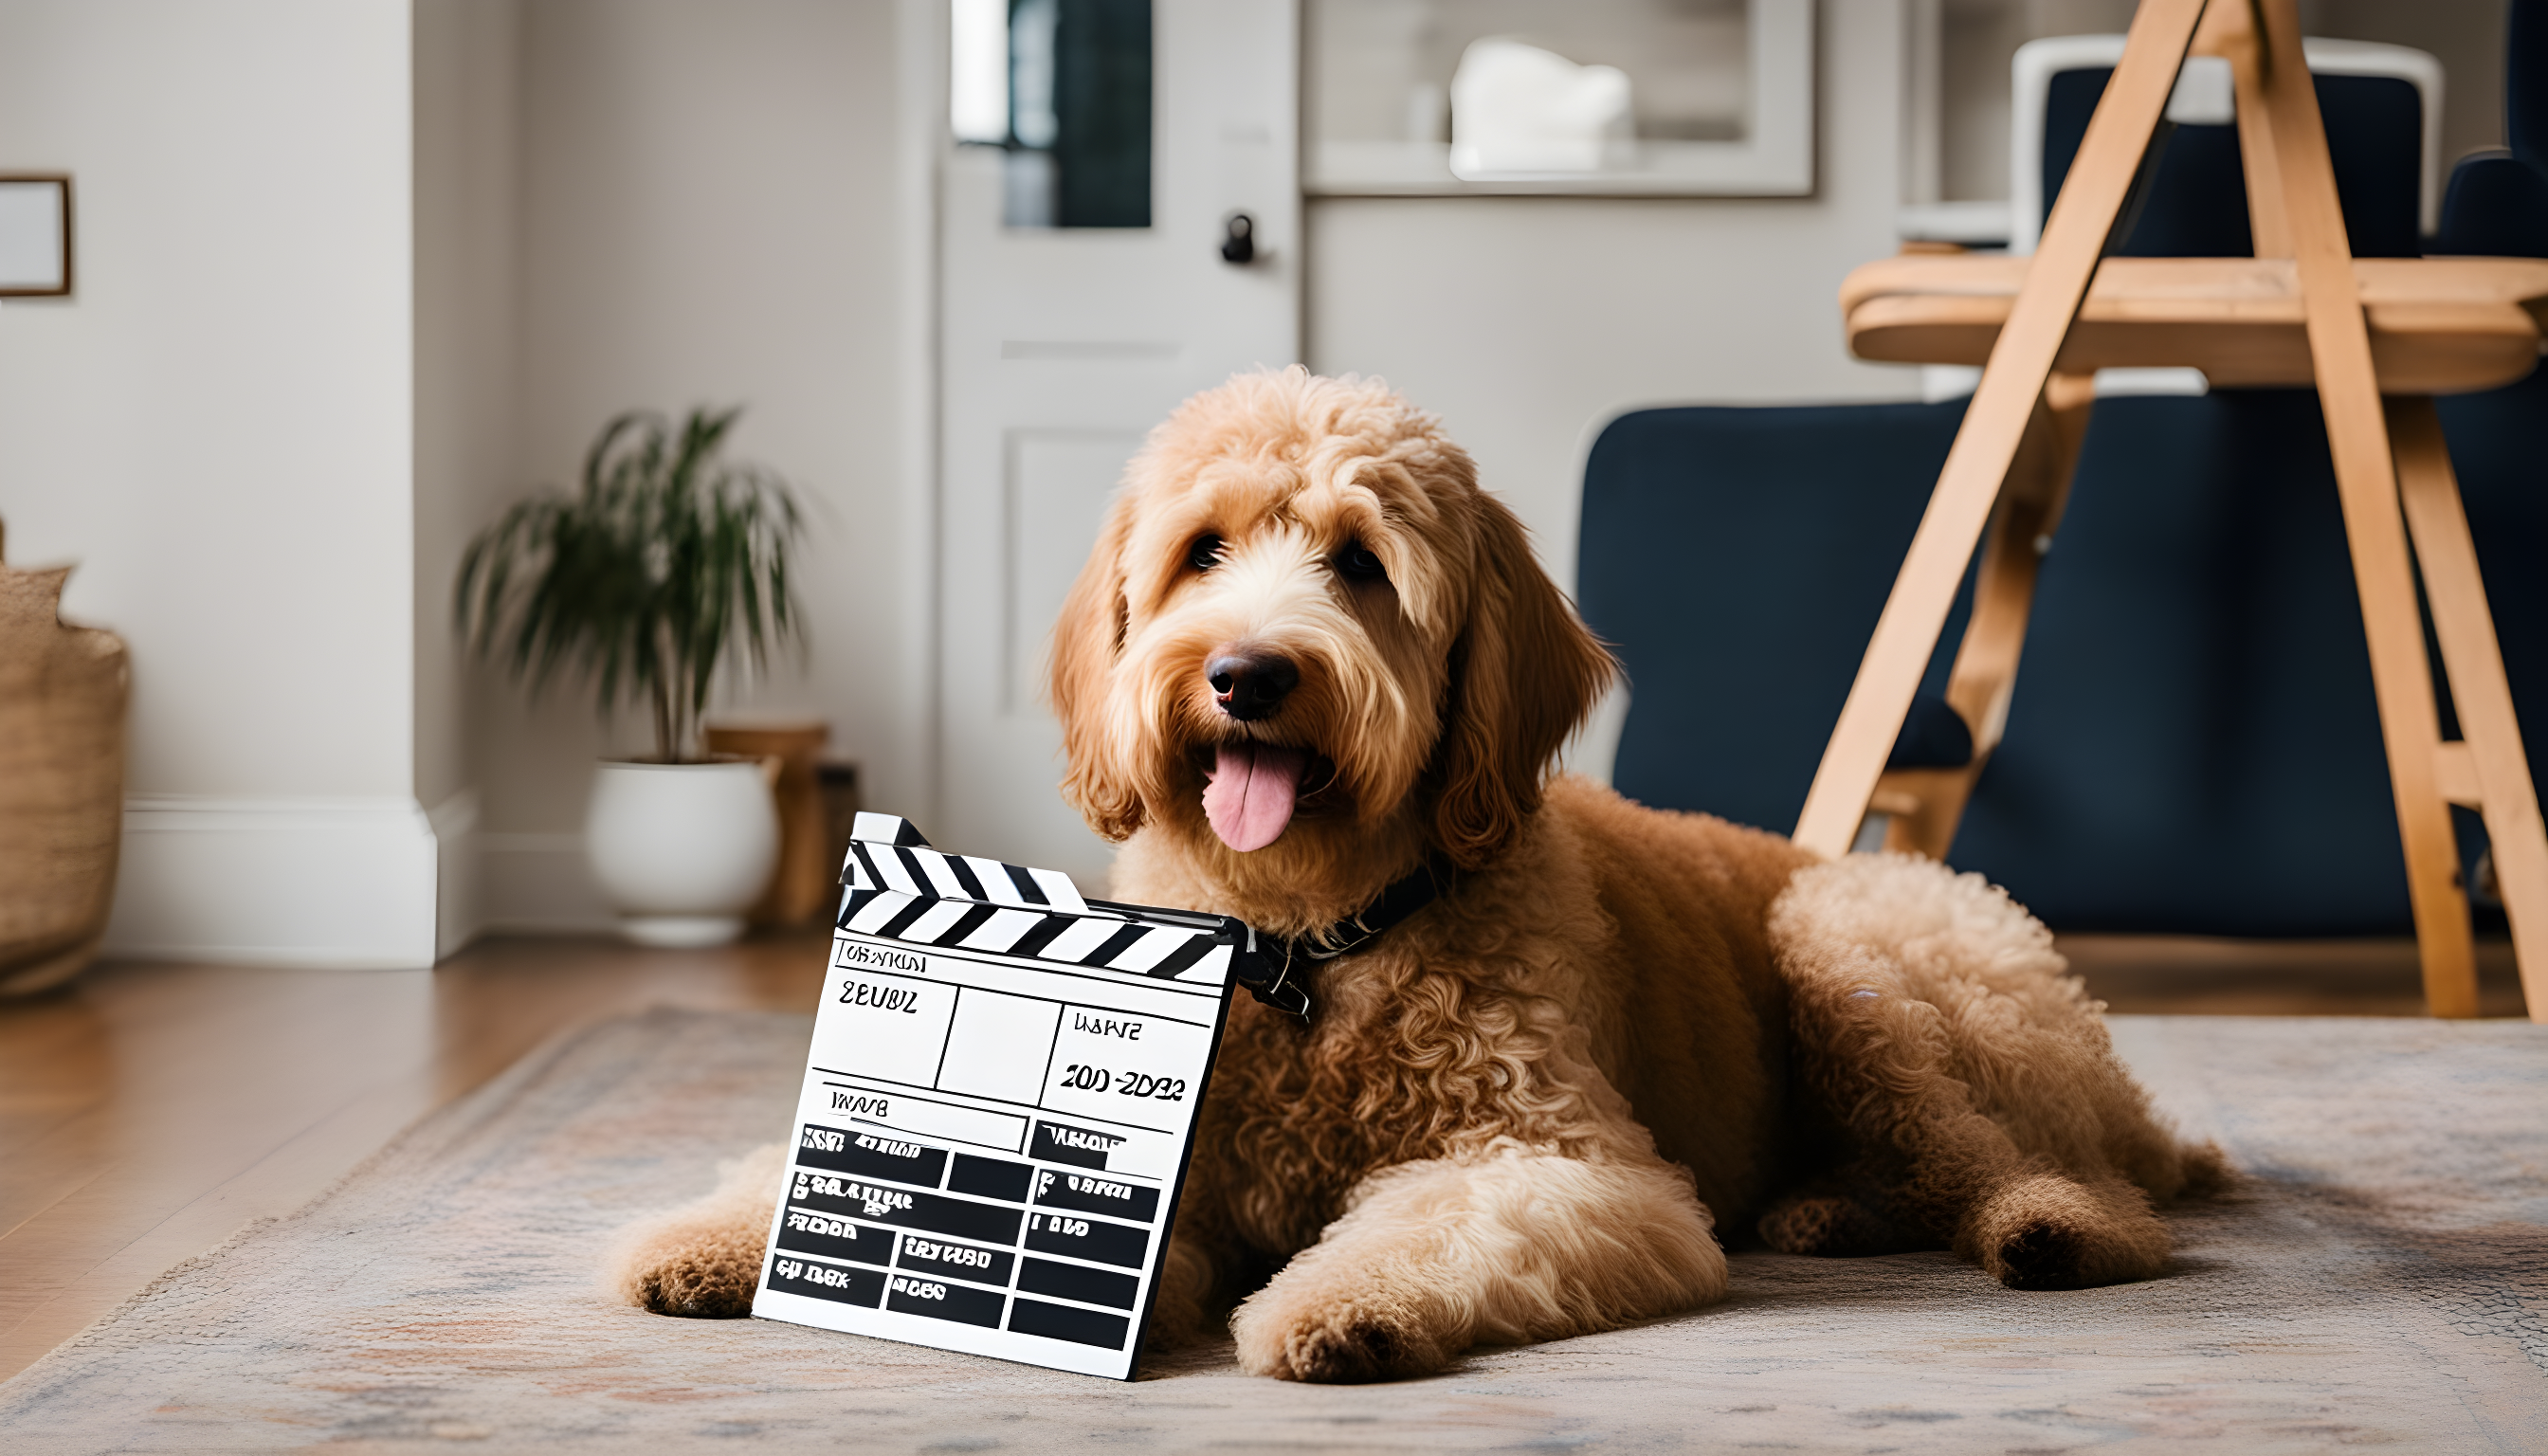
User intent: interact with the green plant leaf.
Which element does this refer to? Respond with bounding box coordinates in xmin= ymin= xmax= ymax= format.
xmin=452 ymin=406 xmax=810 ymax=763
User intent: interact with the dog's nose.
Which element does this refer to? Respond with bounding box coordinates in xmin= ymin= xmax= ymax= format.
xmin=1207 ymin=649 xmax=1299 ymax=721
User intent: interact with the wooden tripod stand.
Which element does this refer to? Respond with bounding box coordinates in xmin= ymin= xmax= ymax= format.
xmin=1793 ymin=0 xmax=2548 ymax=1022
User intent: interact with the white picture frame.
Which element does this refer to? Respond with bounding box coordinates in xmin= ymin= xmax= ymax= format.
xmin=1304 ymin=0 xmax=1813 ymax=197
xmin=0 ymin=175 xmax=72 ymax=297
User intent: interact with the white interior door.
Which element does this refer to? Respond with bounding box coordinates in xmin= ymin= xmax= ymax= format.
xmin=938 ymin=0 xmax=1300 ymax=887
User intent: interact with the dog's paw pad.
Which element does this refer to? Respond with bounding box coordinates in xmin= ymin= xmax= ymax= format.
xmin=1236 ymin=1300 xmax=1447 ymax=1383
xmin=1990 ymin=1220 xmax=2094 ymax=1291
xmin=627 ymin=1250 xmax=760 ymax=1318
xmin=1278 ymin=1318 xmax=1438 ymax=1383
xmin=1759 ymin=1197 xmax=1839 ymax=1255
xmin=1759 ymin=1194 xmax=1903 ymax=1258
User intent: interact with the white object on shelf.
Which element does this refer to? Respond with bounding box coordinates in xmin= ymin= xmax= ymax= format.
xmin=584 ymin=758 xmax=779 ymax=947
xmin=1449 ymin=39 xmax=1633 ymax=177
xmin=1304 ymin=0 xmax=1812 ymax=197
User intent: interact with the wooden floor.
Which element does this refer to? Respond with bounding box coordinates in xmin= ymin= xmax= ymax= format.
xmin=0 ymin=929 xmax=2524 ymax=1384
xmin=0 ymin=930 xmax=830 ymax=1383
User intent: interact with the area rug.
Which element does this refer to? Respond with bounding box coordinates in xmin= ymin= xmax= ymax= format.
xmin=3 ymin=1007 xmax=2541 ymax=1455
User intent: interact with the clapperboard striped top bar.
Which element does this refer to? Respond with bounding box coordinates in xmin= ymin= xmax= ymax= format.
xmin=837 ymin=813 xmax=1235 ymax=988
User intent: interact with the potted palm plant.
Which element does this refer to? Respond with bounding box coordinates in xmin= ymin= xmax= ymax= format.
xmin=458 ymin=407 xmax=808 ymax=946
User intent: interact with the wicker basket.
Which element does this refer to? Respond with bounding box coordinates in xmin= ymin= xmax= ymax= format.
xmin=1 ymin=544 xmax=129 ymax=996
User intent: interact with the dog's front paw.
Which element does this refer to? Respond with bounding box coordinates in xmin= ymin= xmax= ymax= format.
xmin=1231 ymin=1284 xmax=1447 ymax=1382
xmin=1968 ymin=1174 xmax=2169 ymax=1291
xmin=605 ymin=1144 xmax=784 ymax=1318
xmin=616 ymin=1218 xmax=766 ymax=1317
xmin=1758 ymin=1191 xmax=1907 ymax=1258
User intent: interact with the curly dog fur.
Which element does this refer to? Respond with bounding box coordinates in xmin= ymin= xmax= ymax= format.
xmin=607 ymin=368 xmax=2226 ymax=1380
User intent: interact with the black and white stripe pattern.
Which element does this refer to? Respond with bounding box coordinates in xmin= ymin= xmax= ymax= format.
xmin=840 ymin=816 xmax=1088 ymax=915
xmin=837 ymin=814 xmax=1233 ymax=985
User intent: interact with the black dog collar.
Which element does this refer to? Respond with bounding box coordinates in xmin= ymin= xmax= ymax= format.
xmin=1087 ymin=861 xmax=1447 ymax=1021
xmin=1210 ymin=858 xmax=1453 ymax=1020
xmin=841 ymin=815 xmax=1443 ymax=1021
xmin=1085 ymin=862 xmax=1447 ymax=1020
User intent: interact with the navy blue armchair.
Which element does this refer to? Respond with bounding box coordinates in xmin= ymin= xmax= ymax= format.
xmin=1579 ymin=9 xmax=2548 ymax=937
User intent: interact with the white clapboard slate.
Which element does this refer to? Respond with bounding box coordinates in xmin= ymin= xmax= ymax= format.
xmin=750 ymin=812 xmax=1241 ymax=1379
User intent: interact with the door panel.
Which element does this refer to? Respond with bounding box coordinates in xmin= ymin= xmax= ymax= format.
xmin=1005 ymin=429 xmax=1144 ymax=713
xmin=939 ymin=0 xmax=1301 ymax=885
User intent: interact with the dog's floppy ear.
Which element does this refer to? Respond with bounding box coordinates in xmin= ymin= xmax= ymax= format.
xmin=1046 ymin=490 xmax=1146 ymax=840
xmin=1429 ymin=494 xmax=1617 ymax=869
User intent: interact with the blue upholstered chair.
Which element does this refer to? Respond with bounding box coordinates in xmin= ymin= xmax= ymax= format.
xmin=1579 ymin=381 xmax=2546 ymax=937
xmin=1578 ymin=13 xmax=2547 ymax=937
xmin=2015 ymin=35 xmax=2437 ymax=259
xmin=2434 ymin=0 xmax=2548 ymax=258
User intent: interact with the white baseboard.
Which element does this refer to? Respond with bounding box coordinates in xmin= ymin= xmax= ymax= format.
xmin=478 ymin=831 xmax=617 ymax=934
xmin=429 ymin=788 xmax=481 ymax=959
xmin=103 ymin=795 xmax=441 ymax=969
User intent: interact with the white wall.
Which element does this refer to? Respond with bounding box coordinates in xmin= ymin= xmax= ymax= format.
xmin=1935 ymin=0 xmax=2138 ymax=203
xmin=471 ymin=0 xmax=933 ymax=929
xmin=414 ymin=0 xmax=525 ymax=952
xmin=0 ymin=0 xmax=437 ymax=967
xmin=25 ymin=1 xmax=2339 ymax=952
xmin=1307 ymin=0 xmax=1922 ymax=595
xmin=470 ymin=0 xmax=1926 ymax=922
xmin=0 ymin=0 xmax=941 ymax=952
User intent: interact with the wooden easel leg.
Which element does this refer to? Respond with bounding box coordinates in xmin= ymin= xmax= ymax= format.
xmin=1792 ymin=0 xmax=2209 ymax=860
xmin=2321 ymin=446 xmax=2478 ymax=1017
xmin=2246 ymin=0 xmax=2477 ymax=1016
xmin=1883 ymin=372 xmax=2096 ymax=860
xmin=2391 ymin=398 xmax=2548 ymax=1022
xmin=2341 ymin=496 xmax=2483 ymax=1019
xmin=1794 ymin=418 xmax=2021 ymax=861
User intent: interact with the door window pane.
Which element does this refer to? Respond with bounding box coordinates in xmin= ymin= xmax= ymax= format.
xmin=954 ymin=0 xmax=1153 ymax=228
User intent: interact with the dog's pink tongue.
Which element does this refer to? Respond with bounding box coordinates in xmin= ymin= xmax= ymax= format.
xmin=1203 ymin=743 xmax=1308 ymax=852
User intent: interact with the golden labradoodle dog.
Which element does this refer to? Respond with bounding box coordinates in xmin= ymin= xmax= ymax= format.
xmin=611 ymin=367 xmax=2224 ymax=1381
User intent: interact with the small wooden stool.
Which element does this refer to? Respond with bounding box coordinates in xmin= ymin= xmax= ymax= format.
xmin=1792 ymin=0 xmax=2548 ymax=1021
xmin=704 ymin=720 xmax=833 ymax=927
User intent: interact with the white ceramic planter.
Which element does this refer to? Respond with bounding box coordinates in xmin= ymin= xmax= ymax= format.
xmin=584 ymin=758 xmax=780 ymax=947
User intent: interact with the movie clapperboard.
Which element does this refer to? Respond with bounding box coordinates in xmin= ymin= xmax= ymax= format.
xmin=750 ymin=812 xmax=1247 ymax=1379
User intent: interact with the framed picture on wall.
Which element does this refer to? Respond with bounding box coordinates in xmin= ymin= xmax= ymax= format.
xmin=0 ymin=175 xmax=73 ymax=297
xmin=1305 ymin=0 xmax=1813 ymax=197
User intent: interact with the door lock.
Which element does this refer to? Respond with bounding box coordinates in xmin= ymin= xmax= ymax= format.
xmin=1219 ymin=212 xmax=1257 ymax=265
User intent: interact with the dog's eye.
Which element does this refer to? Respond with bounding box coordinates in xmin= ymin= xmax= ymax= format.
xmin=1186 ymin=534 xmax=1223 ymax=572
xmin=1337 ymin=541 xmax=1387 ymax=582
